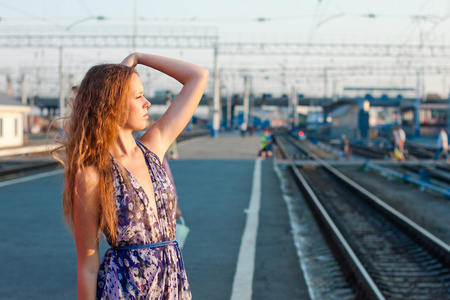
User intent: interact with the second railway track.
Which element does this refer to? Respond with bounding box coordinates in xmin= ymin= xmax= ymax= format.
xmin=275 ymin=133 xmax=450 ymax=299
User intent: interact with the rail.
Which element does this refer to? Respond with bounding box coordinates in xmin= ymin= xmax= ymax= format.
xmin=275 ymin=133 xmax=450 ymax=298
xmin=274 ymin=134 xmax=385 ymax=300
xmin=286 ymin=135 xmax=450 ymax=266
xmin=363 ymin=162 xmax=450 ymax=198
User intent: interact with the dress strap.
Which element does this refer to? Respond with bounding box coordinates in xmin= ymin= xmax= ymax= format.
xmin=111 ymin=240 xmax=184 ymax=268
xmin=135 ymin=139 xmax=150 ymax=152
xmin=135 ymin=139 xmax=163 ymax=166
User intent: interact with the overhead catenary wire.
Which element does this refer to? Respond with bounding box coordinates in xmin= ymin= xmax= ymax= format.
xmin=76 ymin=0 xmax=93 ymax=16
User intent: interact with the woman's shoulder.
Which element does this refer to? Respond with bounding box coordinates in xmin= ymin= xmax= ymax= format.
xmin=75 ymin=166 xmax=100 ymax=192
xmin=73 ymin=166 xmax=102 ymax=211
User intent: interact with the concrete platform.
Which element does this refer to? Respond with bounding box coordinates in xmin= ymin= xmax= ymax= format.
xmin=176 ymin=131 xmax=262 ymax=160
xmin=0 ymin=131 xmax=310 ymax=299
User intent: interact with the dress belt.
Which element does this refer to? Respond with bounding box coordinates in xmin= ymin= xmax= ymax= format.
xmin=111 ymin=239 xmax=184 ymax=268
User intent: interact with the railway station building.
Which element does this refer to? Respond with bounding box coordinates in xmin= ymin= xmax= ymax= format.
xmin=0 ymin=93 xmax=30 ymax=148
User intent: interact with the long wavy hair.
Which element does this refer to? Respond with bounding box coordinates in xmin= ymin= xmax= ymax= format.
xmin=53 ymin=64 xmax=136 ymax=243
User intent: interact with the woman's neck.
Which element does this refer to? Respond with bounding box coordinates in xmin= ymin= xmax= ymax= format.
xmin=115 ymin=130 xmax=136 ymax=157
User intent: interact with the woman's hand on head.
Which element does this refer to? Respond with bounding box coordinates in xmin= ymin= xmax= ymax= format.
xmin=121 ymin=53 xmax=139 ymax=68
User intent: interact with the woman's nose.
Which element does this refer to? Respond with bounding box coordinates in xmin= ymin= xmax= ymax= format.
xmin=144 ymin=97 xmax=151 ymax=108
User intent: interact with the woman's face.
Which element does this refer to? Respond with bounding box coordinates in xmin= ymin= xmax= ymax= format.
xmin=124 ymin=73 xmax=151 ymax=131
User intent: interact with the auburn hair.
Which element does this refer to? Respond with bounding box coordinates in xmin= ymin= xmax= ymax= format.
xmin=53 ymin=64 xmax=137 ymax=243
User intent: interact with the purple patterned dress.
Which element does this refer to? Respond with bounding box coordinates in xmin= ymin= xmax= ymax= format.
xmin=97 ymin=140 xmax=191 ymax=299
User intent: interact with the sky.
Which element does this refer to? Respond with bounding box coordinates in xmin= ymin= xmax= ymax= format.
xmin=1 ymin=0 xmax=450 ymax=98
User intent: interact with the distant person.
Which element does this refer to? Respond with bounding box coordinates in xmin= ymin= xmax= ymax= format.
xmin=341 ymin=134 xmax=351 ymax=159
xmin=54 ymin=52 xmax=208 ymax=299
xmin=394 ymin=126 xmax=406 ymax=161
xmin=248 ymin=123 xmax=255 ymax=136
xmin=390 ymin=128 xmax=397 ymax=159
xmin=240 ymin=121 xmax=247 ymax=137
xmin=167 ymin=140 xmax=179 ymax=159
xmin=434 ymin=127 xmax=448 ymax=161
xmin=396 ymin=126 xmax=406 ymax=151
xmin=259 ymin=127 xmax=273 ymax=160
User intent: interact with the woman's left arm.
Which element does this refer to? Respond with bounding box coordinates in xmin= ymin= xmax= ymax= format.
xmin=121 ymin=53 xmax=209 ymax=160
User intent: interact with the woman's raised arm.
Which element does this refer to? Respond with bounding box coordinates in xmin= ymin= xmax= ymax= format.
xmin=121 ymin=53 xmax=209 ymax=160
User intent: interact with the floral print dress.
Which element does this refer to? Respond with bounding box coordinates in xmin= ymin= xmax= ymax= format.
xmin=97 ymin=140 xmax=191 ymax=299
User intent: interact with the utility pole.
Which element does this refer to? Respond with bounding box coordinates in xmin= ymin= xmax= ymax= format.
xmin=415 ymin=70 xmax=421 ymax=137
xmin=165 ymin=90 xmax=173 ymax=107
xmin=226 ymin=92 xmax=232 ymax=130
xmin=211 ymin=45 xmax=220 ymax=137
xmin=21 ymin=74 xmax=26 ymax=105
xmin=133 ymin=0 xmax=137 ymax=52
xmin=287 ymin=85 xmax=293 ymax=129
xmin=30 ymin=95 xmax=35 ymax=133
xmin=243 ymin=76 xmax=250 ymax=127
xmin=21 ymin=74 xmax=28 ymax=134
xmin=448 ymin=92 xmax=450 ymax=135
xmin=59 ymin=46 xmax=65 ymax=125
xmin=332 ymin=79 xmax=337 ymax=102
xmin=6 ymin=74 xmax=12 ymax=95
xmin=291 ymin=86 xmax=298 ymax=131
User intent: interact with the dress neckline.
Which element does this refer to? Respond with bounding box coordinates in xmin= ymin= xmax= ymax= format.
xmin=111 ymin=140 xmax=161 ymax=225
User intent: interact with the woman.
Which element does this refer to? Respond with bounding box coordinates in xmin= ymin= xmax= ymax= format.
xmin=56 ymin=53 xmax=208 ymax=299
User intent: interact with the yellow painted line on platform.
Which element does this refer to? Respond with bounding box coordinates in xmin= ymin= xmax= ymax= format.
xmin=0 ymin=169 xmax=64 ymax=188
xmin=230 ymin=159 xmax=261 ymax=300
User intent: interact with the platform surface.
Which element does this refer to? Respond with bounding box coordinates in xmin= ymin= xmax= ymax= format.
xmin=0 ymin=131 xmax=310 ymax=299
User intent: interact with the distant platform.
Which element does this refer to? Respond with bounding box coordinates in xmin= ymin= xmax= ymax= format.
xmin=177 ymin=131 xmax=262 ymax=160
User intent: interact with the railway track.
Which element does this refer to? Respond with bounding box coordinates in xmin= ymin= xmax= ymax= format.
xmin=308 ymin=133 xmax=440 ymax=161
xmin=406 ymin=143 xmax=436 ymax=160
xmin=399 ymin=164 xmax=450 ymax=186
xmin=275 ymin=133 xmax=450 ymax=299
xmin=0 ymin=159 xmax=61 ymax=181
xmin=306 ymin=133 xmax=450 ymax=187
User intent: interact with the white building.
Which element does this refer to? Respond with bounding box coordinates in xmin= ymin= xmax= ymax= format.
xmin=0 ymin=93 xmax=30 ymax=148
